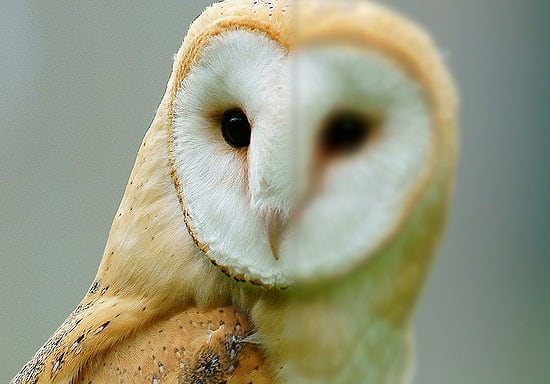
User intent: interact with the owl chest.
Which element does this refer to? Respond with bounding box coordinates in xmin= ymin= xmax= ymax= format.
xmin=253 ymin=273 xmax=413 ymax=384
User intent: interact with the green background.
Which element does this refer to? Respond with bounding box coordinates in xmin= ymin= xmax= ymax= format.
xmin=1 ymin=1 xmax=548 ymax=382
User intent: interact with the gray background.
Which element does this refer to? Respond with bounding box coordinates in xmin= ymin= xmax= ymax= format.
xmin=1 ymin=1 xmax=548 ymax=383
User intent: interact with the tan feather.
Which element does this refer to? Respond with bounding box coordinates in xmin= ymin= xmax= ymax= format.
xmin=78 ymin=307 xmax=273 ymax=383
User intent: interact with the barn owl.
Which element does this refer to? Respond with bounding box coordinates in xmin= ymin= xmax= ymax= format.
xmin=12 ymin=0 xmax=457 ymax=383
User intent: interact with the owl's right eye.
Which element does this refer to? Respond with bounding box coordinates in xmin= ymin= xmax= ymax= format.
xmin=221 ymin=109 xmax=251 ymax=149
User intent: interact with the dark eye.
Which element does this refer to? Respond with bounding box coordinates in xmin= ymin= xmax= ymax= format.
xmin=320 ymin=111 xmax=374 ymax=155
xmin=221 ymin=109 xmax=251 ymax=148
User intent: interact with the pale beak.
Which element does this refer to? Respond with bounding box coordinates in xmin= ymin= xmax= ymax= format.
xmin=267 ymin=214 xmax=284 ymax=261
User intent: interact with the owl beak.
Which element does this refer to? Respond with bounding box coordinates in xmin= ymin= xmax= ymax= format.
xmin=267 ymin=214 xmax=284 ymax=261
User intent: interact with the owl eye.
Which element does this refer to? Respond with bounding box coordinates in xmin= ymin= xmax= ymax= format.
xmin=221 ymin=109 xmax=251 ymax=148
xmin=320 ymin=111 xmax=373 ymax=155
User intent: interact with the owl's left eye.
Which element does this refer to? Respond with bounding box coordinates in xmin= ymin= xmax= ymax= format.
xmin=320 ymin=111 xmax=373 ymax=155
xmin=221 ymin=109 xmax=251 ymax=148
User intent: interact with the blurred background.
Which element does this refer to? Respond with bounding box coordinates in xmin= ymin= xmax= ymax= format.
xmin=1 ymin=1 xmax=548 ymax=383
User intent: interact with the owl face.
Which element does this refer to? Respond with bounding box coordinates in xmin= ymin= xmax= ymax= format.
xmin=169 ymin=1 xmax=455 ymax=288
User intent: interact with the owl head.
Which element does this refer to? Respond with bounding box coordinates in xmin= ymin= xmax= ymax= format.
xmin=160 ymin=0 xmax=457 ymax=290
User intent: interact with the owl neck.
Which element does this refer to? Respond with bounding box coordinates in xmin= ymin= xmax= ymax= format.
xmin=250 ymin=179 xmax=449 ymax=384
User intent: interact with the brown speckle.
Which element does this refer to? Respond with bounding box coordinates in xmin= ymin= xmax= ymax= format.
xmin=69 ymin=334 xmax=85 ymax=352
xmin=52 ymin=353 xmax=65 ymax=376
xmin=88 ymin=281 xmax=100 ymax=294
xmin=194 ymin=348 xmax=221 ymax=377
xmin=94 ymin=321 xmax=110 ymax=335
xmin=224 ymin=334 xmax=243 ymax=361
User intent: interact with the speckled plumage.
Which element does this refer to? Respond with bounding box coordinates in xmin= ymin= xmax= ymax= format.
xmin=13 ymin=1 xmax=457 ymax=383
xmin=78 ymin=307 xmax=273 ymax=383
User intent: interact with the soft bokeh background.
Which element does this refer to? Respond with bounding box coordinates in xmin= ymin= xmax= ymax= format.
xmin=1 ymin=1 xmax=548 ymax=382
